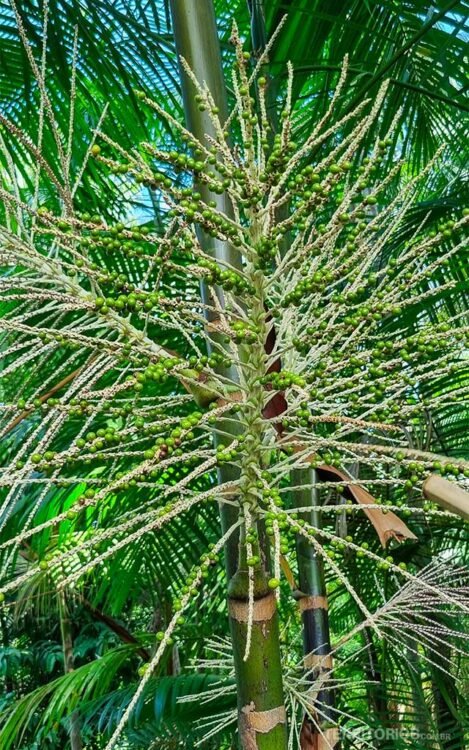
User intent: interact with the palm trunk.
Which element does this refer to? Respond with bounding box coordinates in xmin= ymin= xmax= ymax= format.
xmin=293 ymin=468 xmax=339 ymax=750
xmin=58 ymin=592 xmax=82 ymax=750
xmin=228 ymin=560 xmax=287 ymax=749
xmin=169 ymin=0 xmax=242 ymax=580
xmin=169 ymin=2 xmax=287 ymax=747
xmin=245 ymin=4 xmax=339 ymax=743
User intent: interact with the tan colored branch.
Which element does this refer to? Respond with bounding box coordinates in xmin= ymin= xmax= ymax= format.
xmin=316 ymin=465 xmax=417 ymax=547
xmin=423 ymin=474 xmax=469 ymax=522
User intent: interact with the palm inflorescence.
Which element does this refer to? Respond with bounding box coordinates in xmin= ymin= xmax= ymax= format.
xmin=0 ymin=16 xmax=468 ymax=750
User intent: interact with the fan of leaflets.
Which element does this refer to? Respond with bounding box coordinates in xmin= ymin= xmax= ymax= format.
xmin=0 ymin=25 xmax=468 ymax=748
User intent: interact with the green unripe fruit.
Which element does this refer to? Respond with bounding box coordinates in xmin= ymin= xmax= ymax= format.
xmin=268 ymin=578 xmax=280 ymax=589
xmin=246 ymin=556 xmax=259 ymax=567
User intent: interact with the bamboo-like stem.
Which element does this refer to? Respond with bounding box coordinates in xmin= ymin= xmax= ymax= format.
xmin=293 ymin=468 xmax=339 ymax=749
xmin=169 ymin=0 xmax=242 ymax=578
xmin=228 ymin=560 xmax=287 ymax=749
xmin=58 ymin=592 xmax=82 ymax=750
xmin=247 ymin=4 xmax=338 ymax=739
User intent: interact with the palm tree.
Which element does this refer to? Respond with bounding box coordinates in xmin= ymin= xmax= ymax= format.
xmin=0 ymin=3 xmax=463 ymax=747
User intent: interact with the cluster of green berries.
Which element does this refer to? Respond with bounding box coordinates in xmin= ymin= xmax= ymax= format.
xmin=282 ymin=268 xmax=337 ymax=308
xmin=135 ymin=141 xmax=244 ymax=240
xmin=31 ymin=329 xmax=81 ymax=351
xmin=326 ymin=536 xmax=371 ymax=559
xmin=229 ymin=320 xmax=259 ymax=344
xmin=323 ymin=537 xmax=410 ymax=570
xmin=264 ymin=505 xmax=302 ymax=558
xmin=94 ymin=290 xmax=160 ymax=315
xmin=168 ymin=179 xmax=245 ymax=242
xmin=295 ymin=403 xmax=315 ymax=427
xmin=264 ymin=132 xmax=298 ymax=179
xmin=434 ymin=217 xmax=462 ymax=239
xmin=215 ymin=442 xmax=239 ymax=465
xmin=175 ymin=547 xmax=220 ymax=602
xmin=392 ymin=452 xmax=468 ymax=480
xmin=16 ymin=396 xmax=60 ymax=412
xmin=69 ymin=398 xmax=135 ymax=420
xmin=287 ymin=163 xmax=324 ymax=193
xmin=187 ymin=352 xmax=232 ymax=372
xmin=285 ymin=162 xmax=374 ymax=234
xmin=141 ymin=412 xmax=202 ymax=461
xmin=197 ymin=257 xmax=252 ymax=295
xmin=28 ymin=450 xmax=58 ymax=472
xmin=259 ymin=371 xmax=306 ymax=390
xmin=255 ymin=236 xmax=279 ymax=270
xmin=80 ymin=221 xmax=153 ymax=271
xmin=130 ymin=358 xmax=180 ymax=391
xmin=68 ymin=398 xmax=96 ymax=418
xmin=309 ymin=450 xmax=343 ymax=469
xmin=75 ymin=427 xmax=123 ymax=454
xmin=136 ymin=547 xmax=221 ymax=677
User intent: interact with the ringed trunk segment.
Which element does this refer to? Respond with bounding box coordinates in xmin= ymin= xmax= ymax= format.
xmin=228 ymin=566 xmax=288 ymax=749
xmin=292 ymin=468 xmax=340 ymax=749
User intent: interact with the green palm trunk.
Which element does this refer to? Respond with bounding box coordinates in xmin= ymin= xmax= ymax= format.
xmin=169 ymin=1 xmax=288 ymax=746
xmin=228 ymin=563 xmax=287 ymax=749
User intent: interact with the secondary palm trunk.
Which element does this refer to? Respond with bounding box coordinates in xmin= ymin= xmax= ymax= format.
xmin=293 ymin=468 xmax=340 ymax=750
xmin=168 ymin=0 xmax=241 ymax=578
